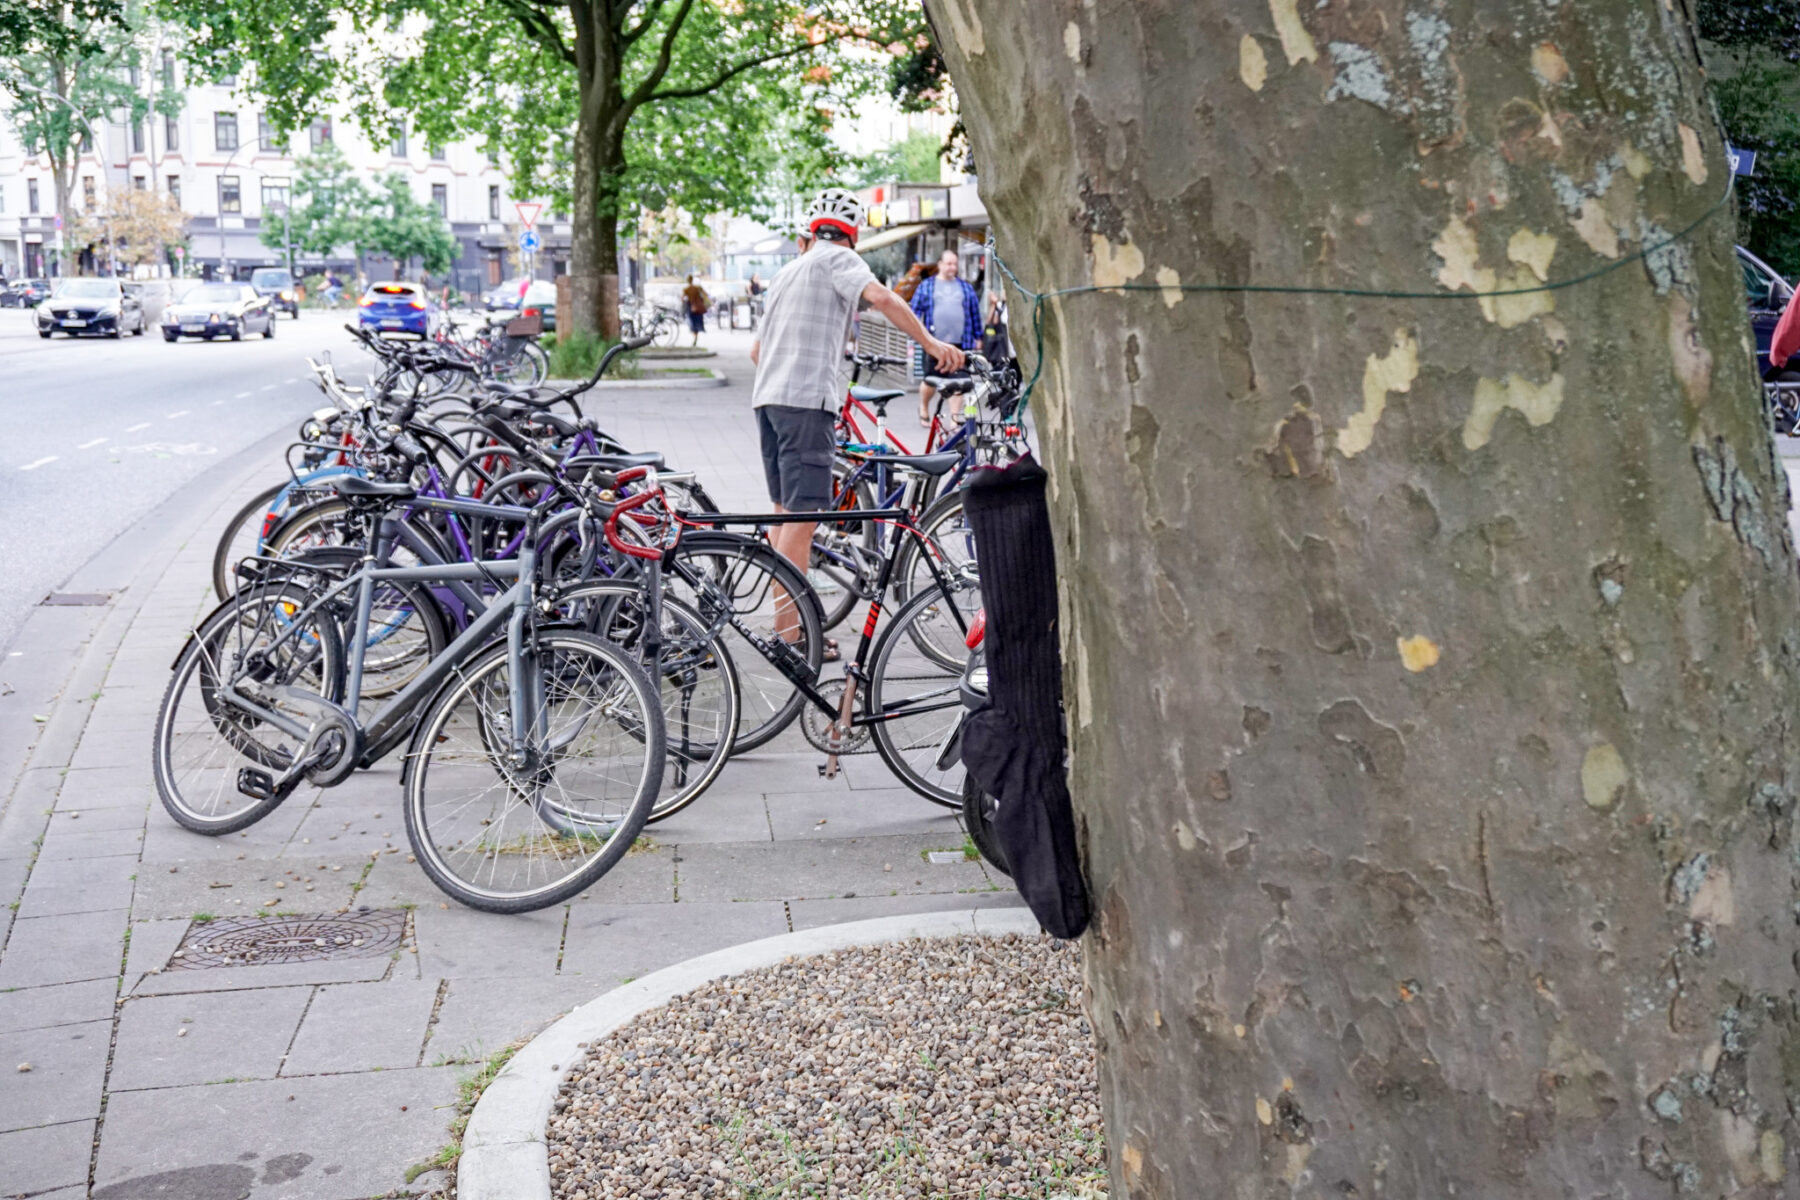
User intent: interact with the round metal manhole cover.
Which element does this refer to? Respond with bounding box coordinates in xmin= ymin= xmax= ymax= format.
xmin=169 ymin=910 xmax=408 ymax=969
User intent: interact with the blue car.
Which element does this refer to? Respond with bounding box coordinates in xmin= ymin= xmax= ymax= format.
xmin=358 ymin=281 xmax=437 ymax=338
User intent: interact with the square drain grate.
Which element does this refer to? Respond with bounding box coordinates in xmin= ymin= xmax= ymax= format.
xmin=41 ymin=592 xmax=112 ymax=607
xmin=169 ymin=910 xmax=409 ymax=969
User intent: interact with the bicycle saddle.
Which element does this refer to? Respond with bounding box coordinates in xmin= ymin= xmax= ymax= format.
xmin=565 ymin=451 xmax=666 ymax=472
xmin=332 ymin=476 xmax=417 ymax=499
xmin=850 ymin=384 xmax=906 ymax=404
xmin=880 ymin=451 xmax=963 ymax=477
xmin=524 ymin=411 xmax=580 ymax=438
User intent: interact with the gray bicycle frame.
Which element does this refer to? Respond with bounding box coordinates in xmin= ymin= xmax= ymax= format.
xmin=219 ymin=534 xmax=540 ymax=770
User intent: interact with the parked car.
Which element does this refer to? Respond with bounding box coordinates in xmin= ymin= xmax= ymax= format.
xmin=161 ymin=282 xmax=277 ymax=341
xmin=486 ymin=279 xmax=557 ymax=333
xmin=483 ymin=277 xmax=532 ymax=310
xmin=1 ymin=278 xmax=51 ymax=308
xmin=249 ymin=267 xmax=301 ymax=319
xmin=358 ymin=281 xmax=439 ymax=338
xmin=1742 ymin=246 xmax=1797 ymax=376
xmin=36 ymin=278 xmax=146 ymax=338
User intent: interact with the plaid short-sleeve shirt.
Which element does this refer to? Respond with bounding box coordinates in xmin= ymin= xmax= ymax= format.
xmin=751 ymin=243 xmax=877 ymax=411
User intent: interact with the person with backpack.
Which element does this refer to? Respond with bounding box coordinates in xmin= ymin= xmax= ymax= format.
xmin=681 ymin=275 xmax=710 ymax=346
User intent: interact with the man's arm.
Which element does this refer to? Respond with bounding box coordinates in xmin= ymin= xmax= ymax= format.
xmin=864 ymin=282 xmax=966 ymax=373
xmin=750 ymin=337 xmax=760 ymax=366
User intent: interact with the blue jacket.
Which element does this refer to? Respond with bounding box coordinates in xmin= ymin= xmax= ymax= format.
xmin=909 ymin=274 xmax=982 ymax=350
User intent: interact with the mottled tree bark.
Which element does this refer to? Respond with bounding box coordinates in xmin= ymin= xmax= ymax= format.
xmin=934 ymin=0 xmax=1800 ymax=1194
xmin=568 ymin=0 xmax=625 ymax=341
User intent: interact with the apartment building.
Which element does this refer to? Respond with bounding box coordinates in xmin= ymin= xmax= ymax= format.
xmin=0 ymin=53 xmax=572 ymax=292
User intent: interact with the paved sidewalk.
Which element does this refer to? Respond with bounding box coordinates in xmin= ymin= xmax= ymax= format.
xmin=0 ymin=331 xmax=1020 ymax=1200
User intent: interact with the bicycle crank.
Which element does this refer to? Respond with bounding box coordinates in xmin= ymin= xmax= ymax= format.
xmin=800 ymin=678 xmax=873 ymax=766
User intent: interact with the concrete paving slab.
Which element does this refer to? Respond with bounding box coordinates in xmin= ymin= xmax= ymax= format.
xmin=637 ymin=793 xmax=771 ymax=844
xmin=129 ymin=954 xmax=393 ymax=997
xmin=0 ymin=1119 xmax=95 ymax=1196
xmin=0 ymin=977 xmax=118 ymax=1036
xmin=0 ymin=854 xmax=29 ymax=908
xmin=764 ymin=786 xmax=964 ymax=841
xmin=716 ymin=752 xmax=854 ymax=794
xmin=40 ymin=802 xmax=150 ymax=833
xmin=411 ymin=904 xmax=565 ymax=979
xmin=122 ymin=918 xmax=189 ymax=985
xmin=15 ymin=876 xmax=137 ymax=919
xmin=675 ymin=833 xmax=992 ymax=902
xmin=93 ymin=1066 xmax=463 ymax=1200
xmin=33 ymin=826 xmax=144 ymax=861
xmin=130 ymin=857 xmax=358 ymax=921
xmin=110 ymin=987 xmax=311 ymax=1091
xmin=562 ymin=844 xmax=676 ymax=906
xmin=558 ymin=899 xmax=789 ymax=986
xmin=282 ymin=979 xmax=437 ymax=1075
xmin=0 ymin=909 xmax=128 ymax=990
xmin=422 ymin=976 xmax=596 ymax=1066
xmin=22 ymin=852 xmax=142 ymax=892
xmin=786 ymin=890 xmax=1024 ymax=931
xmin=55 ymin=766 xmax=160 ymax=810
xmin=0 ymin=1020 xmax=110 ymax=1131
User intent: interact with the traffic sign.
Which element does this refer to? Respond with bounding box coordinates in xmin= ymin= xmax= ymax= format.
xmin=518 ymin=229 xmax=541 ymax=253
xmin=1729 ymin=144 xmax=1758 ymax=178
xmin=514 ymin=202 xmax=543 ymax=229
xmin=53 ymin=213 xmax=62 ymax=231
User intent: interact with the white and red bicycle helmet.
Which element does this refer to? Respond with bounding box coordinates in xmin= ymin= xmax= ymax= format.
xmin=806 ymin=187 xmax=865 ymax=246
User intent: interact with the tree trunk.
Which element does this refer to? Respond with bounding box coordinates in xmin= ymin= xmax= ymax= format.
xmin=568 ymin=8 xmax=625 ymax=341
xmin=936 ymin=0 xmax=1800 ymax=1194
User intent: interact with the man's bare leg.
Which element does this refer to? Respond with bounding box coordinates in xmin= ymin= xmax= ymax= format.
xmin=917 ymin=381 xmax=936 ymax=427
xmin=769 ymin=507 xmax=817 ymax=644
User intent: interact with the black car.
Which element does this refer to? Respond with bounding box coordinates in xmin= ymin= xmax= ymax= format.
xmin=2 ymin=278 xmax=52 ymax=309
xmin=249 ymin=267 xmax=301 ymax=319
xmin=161 ymin=282 xmax=277 ymax=341
xmin=36 ymin=278 xmax=147 ymax=338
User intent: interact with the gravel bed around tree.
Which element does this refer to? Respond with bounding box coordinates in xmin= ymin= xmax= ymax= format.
xmin=546 ymin=933 xmax=1105 ymax=1200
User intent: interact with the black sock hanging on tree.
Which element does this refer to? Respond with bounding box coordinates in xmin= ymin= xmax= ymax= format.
xmin=959 ymin=453 xmax=1090 ymax=939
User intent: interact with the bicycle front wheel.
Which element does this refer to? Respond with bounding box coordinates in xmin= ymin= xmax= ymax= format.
xmin=866 ymin=583 xmax=973 ymax=808
xmin=404 ymin=630 xmax=665 ymax=912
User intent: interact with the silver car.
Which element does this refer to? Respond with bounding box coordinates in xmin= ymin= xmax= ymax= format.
xmin=161 ymin=283 xmax=277 ymax=342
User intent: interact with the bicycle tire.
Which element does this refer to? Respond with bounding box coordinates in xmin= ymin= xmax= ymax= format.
xmin=661 ymin=531 xmax=823 ymax=753
xmin=891 ymin=485 xmax=976 ymax=610
xmin=810 ymin=465 xmax=876 ymax=631
xmin=551 ymin=580 xmax=739 ymax=822
xmin=866 ymin=583 xmax=971 ymax=807
xmin=403 ymin=629 xmax=665 ymax=912
xmin=210 ymin=480 xmax=287 ymax=600
xmin=152 ymin=580 xmax=345 ymax=835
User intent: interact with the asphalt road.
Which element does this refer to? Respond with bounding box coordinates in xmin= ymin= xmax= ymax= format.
xmin=0 ymin=305 xmax=373 ymax=652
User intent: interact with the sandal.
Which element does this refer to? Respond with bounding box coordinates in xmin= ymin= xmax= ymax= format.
xmin=821 ymin=638 xmax=841 ymax=663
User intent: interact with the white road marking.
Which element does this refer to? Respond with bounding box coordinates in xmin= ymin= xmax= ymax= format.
xmin=20 ymin=456 xmax=58 ymax=471
xmin=211 ymin=400 xmax=225 ymax=406
xmin=166 ymin=410 xmax=189 ymax=419
xmin=76 ymin=437 xmax=108 ymax=450
xmin=234 ymin=391 xmax=252 ymax=399
xmin=261 ymin=384 xmax=277 ymax=392
xmin=124 ymin=422 xmax=150 ymax=433
xmin=285 ymin=377 xmax=298 ymax=384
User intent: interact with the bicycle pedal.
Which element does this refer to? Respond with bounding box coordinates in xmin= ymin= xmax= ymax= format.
xmin=236 ymin=768 xmax=275 ymax=801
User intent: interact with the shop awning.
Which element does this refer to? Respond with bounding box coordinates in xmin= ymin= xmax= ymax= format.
xmin=856 ymin=223 xmax=928 ymax=254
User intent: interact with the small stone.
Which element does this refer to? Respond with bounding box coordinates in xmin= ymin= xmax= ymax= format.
xmin=69 ymin=812 xmax=79 ymax=819
xmin=16 ymin=1062 xmax=31 ymax=1072
xmin=883 ymin=864 xmax=892 ymax=872
xmin=177 ymin=1029 xmax=188 ymax=1038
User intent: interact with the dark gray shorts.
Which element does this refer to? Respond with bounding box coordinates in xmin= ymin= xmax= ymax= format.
xmin=755 ymin=405 xmax=836 ymax=510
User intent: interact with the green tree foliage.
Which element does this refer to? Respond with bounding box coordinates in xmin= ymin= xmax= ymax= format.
xmin=260 ymin=144 xmax=370 ymax=261
xmin=1696 ymin=0 xmax=1800 ymax=279
xmin=1 ymin=0 xmax=178 ymax=266
xmin=157 ymin=0 xmax=923 ymax=333
xmin=361 ymin=171 xmax=458 ymax=277
xmin=856 ymin=128 xmax=946 ymax=186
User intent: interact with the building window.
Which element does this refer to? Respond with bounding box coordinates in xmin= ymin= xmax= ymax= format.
xmin=133 ymin=175 xmax=146 ymax=191
xmin=257 ymin=113 xmax=288 ymax=154
xmin=487 ymin=185 xmax=500 ymax=220
xmin=309 ymin=119 xmax=332 ymax=148
xmin=261 ymin=176 xmax=291 ymax=210
xmin=167 ymin=176 xmax=181 ymax=204
xmin=27 ymin=179 xmax=39 ymax=213
xmin=431 ymin=183 xmax=447 ymax=217
xmin=429 ymin=144 xmax=446 ymax=162
xmin=161 ymin=49 xmax=175 ymax=88
xmin=218 ymin=175 xmax=241 ymax=214
xmin=128 ymin=63 xmax=140 ymax=88
xmin=391 ymin=127 xmax=407 ymax=158
xmin=214 ymin=111 xmax=238 ymax=152
xmin=220 ymin=72 xmax=236 ymax=87
xmin=131 ymin=120 xmax=144 ymax=154
xmin=82 ymin=177 xmax=96 ymax=212
xmin=164 ymin=113 xmax=179 ymax=152
xmin=486 ymin=146 xmax=499 ymax=167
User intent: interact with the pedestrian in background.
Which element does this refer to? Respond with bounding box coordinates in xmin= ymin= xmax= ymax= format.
xmin=909 ymin=249 xmax=981 ymax=425
xmin=682 ymin=274 xmax=710 ymax=347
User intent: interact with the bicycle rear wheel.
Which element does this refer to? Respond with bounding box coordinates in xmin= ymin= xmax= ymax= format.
xmin=403 ymin=629 xmax=665 ymax=912
xmin=663 ymin=532 xmax=823 ymax=753
xmin=210 ymin=481 xmax=285 ymax=600
xmin=153 ymin=581 xmax=344 ymax=834
xmin=866 ymin=583 xmax=972 ymax=807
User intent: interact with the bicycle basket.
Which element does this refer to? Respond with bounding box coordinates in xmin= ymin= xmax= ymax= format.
xmin=504 ymin=312 xmax=544 ymax=337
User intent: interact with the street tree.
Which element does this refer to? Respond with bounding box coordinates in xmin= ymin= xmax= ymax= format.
xmin=261 ymin=143 xmax=370 ymax=265
xmin=1 ymin=0 xmax=178 ymax=273
xmin=158 ymin=0 xmax=921 ymax=336
xmin=71 ymin=183 xmax=185 ymax=268
xmin=360 ymin=171 xmax=458 ymax=279
xmin=0 ymin=0 xmax=122 ymax=58
xmin=935 ymin=0 xmax=1800 ymax=1194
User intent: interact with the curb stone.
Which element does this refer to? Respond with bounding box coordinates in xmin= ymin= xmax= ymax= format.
xmin=545 ymin=369 xmax=729 ymax=390
xmin=458 ymin=906 xmax=1041 ymax=1200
